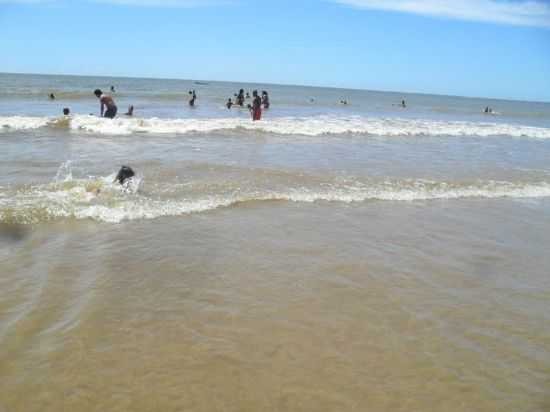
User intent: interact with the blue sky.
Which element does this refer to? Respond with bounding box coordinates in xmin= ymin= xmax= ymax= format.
xmin=1 ymin=0 xmax=549 ymax=101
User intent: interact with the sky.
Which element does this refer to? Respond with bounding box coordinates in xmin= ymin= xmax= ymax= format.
xmin=1 ymin=0 xmax=549 ymax=101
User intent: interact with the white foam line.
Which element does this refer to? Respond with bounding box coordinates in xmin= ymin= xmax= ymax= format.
xmin=2 ymin=182 xmax=550 ymax=224
xmin=1 ymin=116 xmax=51 ymax=130
xmin=1 ymin=114 xmax=550 ymax=139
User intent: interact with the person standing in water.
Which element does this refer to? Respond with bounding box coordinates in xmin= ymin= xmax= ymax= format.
xmin=94 ymin=89 xmax=117 ymax=118
xmin=189 ymin=90 xmax=197 ymax=107
xmin=251 ymin=90 xmax=262 ymax=121
xmin=226 ymin=98 xmax=233 ymax=109
xmin=261 ymin=91 xmax=270 ymax=109
xmin=236 ymin=89 xmax=245 ymax=107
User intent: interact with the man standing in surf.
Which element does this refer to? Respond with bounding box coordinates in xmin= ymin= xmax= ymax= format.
xmin=94 ymin=89 xmax=118 ymax=119
xmin=250 ymin=90 xmax=262 ymax=121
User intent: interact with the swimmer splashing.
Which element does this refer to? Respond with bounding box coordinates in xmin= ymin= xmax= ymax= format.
xmin=114 ymin=165 xmax=138 ymax=193
xmin=115 ymin=166 xmax=135 ymax=185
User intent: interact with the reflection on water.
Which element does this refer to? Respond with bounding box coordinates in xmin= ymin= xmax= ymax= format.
xmin=0 ymin=223 xmax=29 ymax=243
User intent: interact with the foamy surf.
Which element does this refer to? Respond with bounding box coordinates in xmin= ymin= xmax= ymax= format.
xmin=1 ymin=175 xmax=549 ymax=224
xmin=2 ymin=114 xmax=550 ymax=139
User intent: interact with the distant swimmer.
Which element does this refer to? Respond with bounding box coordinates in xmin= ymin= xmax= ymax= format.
xmin=115 ymin=166 xmax=135 ymax=185
xmin=401 ymin=100 xmax=407 ymax=108
xmin=484 ymin=106 xmax=493 ymax=114
xmin=246 ymin=92 xmax=251 ymax=99
xmin=49 ymin=93 xmax=55 ymax=100
xmin=94 ymin=89 xmax=118 ymax=119
xmin=340 ymin=100 xmax=348 ymax=105
xmin=226 ymin=98 xmax=233 ymax=109
xmin=110 ymin=85 xmax=116 ymax=93
xmin=124 ymin=105 xmax=134 ymax=116
xmin=261 ymin=91 xmax=270 ymax=109
xmin=251 ymin=90 xmax=262 ymax=121
xmin=189 ymin=90 xmax=197 ymax=107
xmin=236 ymin=89 xmax=245 ymax=106
xmin=63 ymin=108 xmax=70 ymax=116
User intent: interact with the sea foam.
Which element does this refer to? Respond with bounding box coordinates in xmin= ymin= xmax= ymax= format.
xmin=1 ymin=176 xmax=549 ymax=224
xmin=2 ymin=114 xmax=550 ymax=139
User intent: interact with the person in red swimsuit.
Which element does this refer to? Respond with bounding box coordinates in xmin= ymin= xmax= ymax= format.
xmin=251 ymin=90 xmax=262 ymax=121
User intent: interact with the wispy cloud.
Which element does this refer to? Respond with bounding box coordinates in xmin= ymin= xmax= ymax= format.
xmin=332 ymin=0 xmax=550 ymax=28
xmin=93 ymin=0 xmax=231 ymax=6
xmin=0 ymin=0 xmax=230 ymax=6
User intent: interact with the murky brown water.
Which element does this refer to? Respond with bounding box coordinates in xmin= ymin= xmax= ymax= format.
xmin=1 ymin=200 xmax=549 ymax=412
xmin=2 ymin=73 xmax=550 ymax=411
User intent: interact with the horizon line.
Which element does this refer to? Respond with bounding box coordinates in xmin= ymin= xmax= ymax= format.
xmin=1 ymin=70 xmax=548 ymax=104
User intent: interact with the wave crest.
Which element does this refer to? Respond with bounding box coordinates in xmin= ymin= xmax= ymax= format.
xmin=2 ymin=115 xmax=550 ymax=139
xmin=1 ymin=176 xmax=549 ymax=224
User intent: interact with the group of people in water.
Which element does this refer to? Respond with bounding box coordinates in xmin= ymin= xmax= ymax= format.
xmin=53 ymin=86 xmax=271 ymax=121
xmin=56 ymin=86 xmax=500 ymax=123
xmin=224 ymin=89 xmax=270 ymax=121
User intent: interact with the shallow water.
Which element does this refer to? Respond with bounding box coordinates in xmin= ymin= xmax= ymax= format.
xmin=1 ymin=73 xmax=550 ymax=411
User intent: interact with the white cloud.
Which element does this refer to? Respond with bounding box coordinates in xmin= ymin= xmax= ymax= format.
xmin=0 ymin=0 xmax=230 ymax=6
xmin=0 ymin=0 xmax=54 ymax=3
xmin=333 ymin=0 xmax=550 ymax=28
xmin=93 ymin=0 xmax=230 ymax=6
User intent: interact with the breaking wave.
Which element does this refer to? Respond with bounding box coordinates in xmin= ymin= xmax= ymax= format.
xmin=1 ymin=168 xmax=549 ymax=224
xmin=2 ymin=114 xmax=550 ymax=139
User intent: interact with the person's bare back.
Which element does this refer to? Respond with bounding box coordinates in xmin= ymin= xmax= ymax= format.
xmin=94 ymin=89 xmax=118 ymax=118
xmin=100 ymin=94 xmax=115 ymax=108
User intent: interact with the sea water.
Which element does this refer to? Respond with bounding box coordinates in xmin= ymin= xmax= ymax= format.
xmin=1 ymin=73 xmax=549 ymax=412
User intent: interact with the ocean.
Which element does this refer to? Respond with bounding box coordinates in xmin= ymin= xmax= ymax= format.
xmin=1 ymin=72 xmax=549 ymax=411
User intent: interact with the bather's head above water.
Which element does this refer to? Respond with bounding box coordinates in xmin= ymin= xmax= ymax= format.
xmin=115 ymin=166 xmax=135 ymax=185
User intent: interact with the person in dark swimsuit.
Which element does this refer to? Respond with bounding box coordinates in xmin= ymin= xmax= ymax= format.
xmin=94 ymin=89 xmax=117 ymax=118
xmin=226 ymin=98 xmax=233 ymax=109
xmin=236 ymin=89 xmax=245 ymax=107
xmin=261 ymin=91 xmax=270 ymax=109
xmin=189 ymin=90 xmax=197 ymax=107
